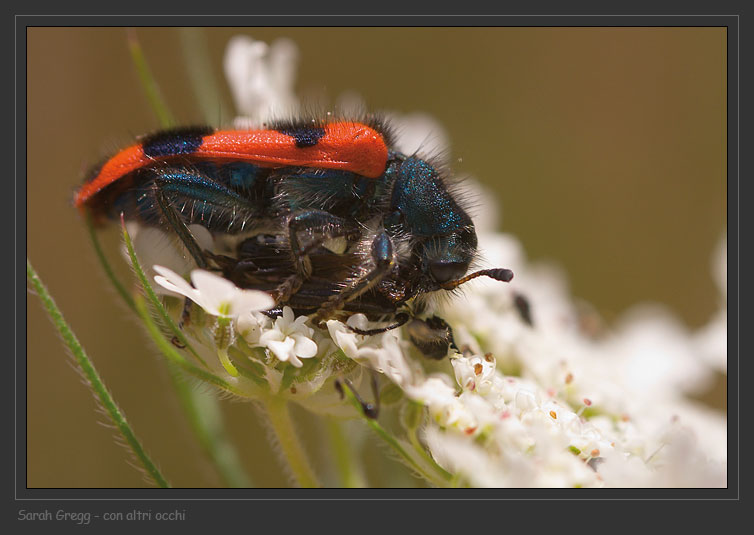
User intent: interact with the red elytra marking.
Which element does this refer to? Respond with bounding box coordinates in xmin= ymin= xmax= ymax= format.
xmin=74 ymin=144 xmax=146 ymax=208
xmin=74 ymin=122 xmax=389 ymax=208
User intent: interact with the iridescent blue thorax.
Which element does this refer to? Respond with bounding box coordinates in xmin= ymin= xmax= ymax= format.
xmin=383 ymin=155 xmax=477 ymax=286
xmin=387 ymin=156 xmax=471 ymax=237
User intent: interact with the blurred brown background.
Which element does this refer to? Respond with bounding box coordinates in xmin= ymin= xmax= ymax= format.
xmin=26 ymin=27 xmax=726 ymax=487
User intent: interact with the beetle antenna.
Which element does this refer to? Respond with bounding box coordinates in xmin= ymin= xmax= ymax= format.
xmin=440 ymin=268 xmax=514 ymax=290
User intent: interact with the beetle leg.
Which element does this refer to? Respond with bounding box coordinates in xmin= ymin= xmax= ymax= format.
xmin=150 ymin=181 xmax=210 ymax=269
xmin=334 ymin=372 xmax=380 ymax=419
xmin=347 ymin=312 xmax=410 ymax=335
xmin=405 ymin=315 xmax=458 ymax=359
xmin=345 ymin=310 xmax=459 ymax=360
xmin=151 ymin=183 xmax=198 ymax=340
xmin=273 ymin=211 xmax=359 ymax=304
xmin=429 ymin=315 xmax=459 ymax=353
xmin=273 ymin=275 xmax=304 ymax=305
xmin=146 ymin=167 xmax=261 ymax=269
xmin=179 ymin=297 xmax=194 ymax=327
xmin=170 ymin=305 xmax=191 ymax=348
xmin=145 ymin=169 xmax=259 ymax=336
xmin=314 ymin=231 xmax=395 ymax=322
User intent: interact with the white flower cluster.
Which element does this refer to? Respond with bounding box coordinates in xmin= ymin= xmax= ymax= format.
xmin=324 ymin=234 xmax=727 ymax=488
xmin=223 ymin=35 xmax=299 ymax=128
xmin=146 ymin=219 xmax=726 ymax=487
xmin=428 ymin=228 xmax=726 ymax=488
xmin=136 ymin=35 xmax=726 ymax=488
xmin=150 ymin=263 xmax=351 ymax=399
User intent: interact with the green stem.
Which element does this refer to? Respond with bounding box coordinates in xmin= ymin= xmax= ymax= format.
xmin=127 ymin=28 xmax=175 ymax=128
xmin=27 ymin=259 xmax=170 ymax=488
xmin=85 ymin=212 xmax=136 ymax=313
xmin=88 ymin=216 xmax=253 ymax=486
xmin=407 ymin=426 xmax=454 ymax=483
xmin=260 ymin=397 xmax=320 ymax=488
xmin=340 ymin=385 xmax=450 ymax=487
xmin=133 ymin=294 xmax=242 ymax=396
xmin=121 ymin=217 xmax=208 ymax=369
xmin=177 ymin=27 xmax=231 ymax=125
xmin=166 ymin=366 xmax=252 ymax=488
xmin=326 ymin=419 xmax=367 ymax=488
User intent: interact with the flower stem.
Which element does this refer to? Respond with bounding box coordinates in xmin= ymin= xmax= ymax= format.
xmin=133 ymin=294 xmax=242 ymax=395
xmin=407 ymin=426 xmax=454 ymax=483
xmin=84 ymin=212 xmax=136 ymax=314
xmin=121 ymin=217 xmax=209 ymax=369
xmin=167 ymin=366 xmax=253 ymax=488
xmin=326 ymin=418 xmax=367 ymax=488
xmin=364 ymin=412 xmax=449 ymax=488
xmin=177 ymin=27 xmax=232 ymax=125
xmin=339 ymin=385 xmax=450 ymax=487
xmin=260 ymin=397 xmax=320 ymax=488
xmin=87 ymin=217 xmax=253 ymax=486
xmin=27 ymin=259 xmax=170 ymax=488
xmin=126 ymin=28 xmax=175 ymax=128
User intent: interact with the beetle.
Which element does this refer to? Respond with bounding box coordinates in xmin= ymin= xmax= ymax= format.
xmin=75 ymin=117 xmax=513 ymax=359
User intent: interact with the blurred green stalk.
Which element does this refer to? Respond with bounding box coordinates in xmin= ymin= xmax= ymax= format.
xmin=127 ymin=28 xmax=175 ymax=128
xmin=326 ymin=419 xmax=367 ymax=488
xmin=178 ymin=27 xmax=232 ymax=125
xmin=340 ymin=384 xmax=452 ymax=488
xmin=27 ymin=259 xmax=170 ymax=488
xmin=260 ymin=396 xmax=320 ymax=488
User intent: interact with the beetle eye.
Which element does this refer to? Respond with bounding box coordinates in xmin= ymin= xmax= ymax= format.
xmin=429 ymin=260 xmax=469 ymax=284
